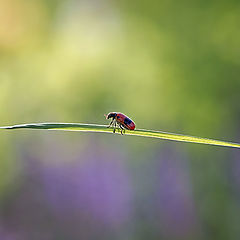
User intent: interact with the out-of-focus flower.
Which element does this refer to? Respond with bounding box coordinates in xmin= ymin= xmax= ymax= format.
xmin=39 ymin=143 xmax=133 ymax=230
xmin=154 ymin=147 xmax=200 ymax=238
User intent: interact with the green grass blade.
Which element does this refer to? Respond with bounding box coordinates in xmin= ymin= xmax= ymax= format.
xmin=0 ymin=122 xmax=240 ymax=149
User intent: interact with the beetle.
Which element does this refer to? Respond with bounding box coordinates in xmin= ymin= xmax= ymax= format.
xmin=104 ymin=112 xmax=135 ymax=135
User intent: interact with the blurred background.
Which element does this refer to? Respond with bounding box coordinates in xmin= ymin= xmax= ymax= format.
xmin=0 ymin=0 xmax=240 ymax=239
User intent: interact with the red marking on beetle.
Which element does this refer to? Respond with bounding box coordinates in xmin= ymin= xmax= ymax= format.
xmin=105 ymin=112 xmax=136 ymax=134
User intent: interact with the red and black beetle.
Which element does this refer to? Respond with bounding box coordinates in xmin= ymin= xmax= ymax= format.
xmin=105 ymin=112 xmax=135 ymax=135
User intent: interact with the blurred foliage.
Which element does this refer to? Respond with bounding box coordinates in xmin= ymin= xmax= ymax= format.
xmin=0 ymin=0 xmax=240 ymax=239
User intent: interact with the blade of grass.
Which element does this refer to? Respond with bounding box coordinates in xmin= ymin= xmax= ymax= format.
xmin=0 ymin=122 xmax=240 ymax=149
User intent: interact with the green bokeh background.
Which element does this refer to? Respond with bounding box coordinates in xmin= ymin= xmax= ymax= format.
xmin=0 ymin=0 xmax=240 ymax=239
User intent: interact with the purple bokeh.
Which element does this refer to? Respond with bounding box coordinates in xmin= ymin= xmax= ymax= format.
xmin=1 ymin=138 xmax=204 ymax=239
xmin=154 ymin=147 xmax=200 ymax=238
xmin=0 ymin=225 xmax=19 ymax=240
xmin=38 ymin=143 xmax=133 ymax=229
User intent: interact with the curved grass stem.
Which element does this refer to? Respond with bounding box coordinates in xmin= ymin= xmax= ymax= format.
xmin=0 ymin=122 xmax=240 ymax=149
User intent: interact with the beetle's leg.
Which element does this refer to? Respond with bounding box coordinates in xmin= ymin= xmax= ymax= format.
xmin=119 ymin=124 xmax=125 ymax=135
xmin=116 ymin=125 xmax=121 ymax=133
xmin=115 ymin=122 xmax=122 ymax=134
xmin=113 ymin=120 xmax=117 ymax=133
xmin=122 ymin=126 xmax=126 ymax=135
xmin=107 ymin=118 xmax=114 ymax=128
xmin=115 ymin=122 xmax=120 ymax=133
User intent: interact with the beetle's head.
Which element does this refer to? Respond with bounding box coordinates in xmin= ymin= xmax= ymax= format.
xmin=104 ymin=112 xmax=117 ymax=119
